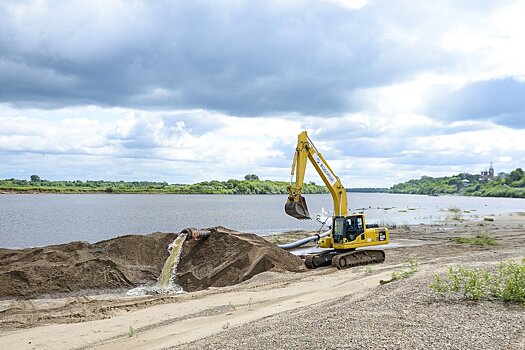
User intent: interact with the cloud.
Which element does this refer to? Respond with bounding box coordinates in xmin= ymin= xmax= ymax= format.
xmin=1 ymin=104 xmax=523 ymax=187
xmin=0 ymin=1 xmax=524 ymax=186
xmin=424 ymin=78 xmax=525 ymax=128
xmin=0 ymin=106 xmax=308 ymax=181
xmin=5 ymin=0 xmax=522 ymax=116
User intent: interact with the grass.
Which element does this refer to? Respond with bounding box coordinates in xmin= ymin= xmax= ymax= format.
xmin=447 ymin=206 xmax=463 ymax=221
xmin=228 ymin=301 xmax=236 ymax=311
xmin=128 ymin=326 xmax=136 ymax=338
xmin=453 ymin=234 xmax=498 ymax=246
xmin=380 ymin=258 xmax=419 ymax=284
xmin=429 ymin=259 xmax=525 ymax=304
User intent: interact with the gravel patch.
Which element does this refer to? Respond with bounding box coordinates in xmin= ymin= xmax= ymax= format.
xmin=172 ymin=265 xmax=524 ymax=350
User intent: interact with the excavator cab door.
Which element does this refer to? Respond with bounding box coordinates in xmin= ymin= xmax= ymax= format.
xmin=285 ymin=195 xmax=311 ymax=220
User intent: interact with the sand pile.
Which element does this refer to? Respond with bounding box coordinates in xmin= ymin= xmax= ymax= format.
xmin=0 ymin=227 xmax=304 ymax=299
xmin=177 ymin=227 xmax=305 ymax=292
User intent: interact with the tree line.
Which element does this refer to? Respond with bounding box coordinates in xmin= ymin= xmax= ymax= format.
xmin=0 ymin=174 xmax=329 ymax=195
xmin=388 ymin=168 xmax=525 ymax=198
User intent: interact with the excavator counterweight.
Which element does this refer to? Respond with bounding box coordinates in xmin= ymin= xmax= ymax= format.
xmin=285 ymin=195 xmax=311 ymax=220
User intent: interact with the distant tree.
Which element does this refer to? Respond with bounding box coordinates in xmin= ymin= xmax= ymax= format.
xmin=30 ymin=175 xmax=41 ymax=182
xmin=508 ymin=168 xmax=524 ymax=182
xmin=244 ymin=174 xmax=260 ymax=181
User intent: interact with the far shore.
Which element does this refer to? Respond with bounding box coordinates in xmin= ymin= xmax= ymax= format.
xmin=2 ymin=189 xmax=525 ymax=199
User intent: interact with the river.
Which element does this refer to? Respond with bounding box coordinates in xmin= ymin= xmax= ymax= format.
xmin=0 ymin=193 xmax=523 ymax=248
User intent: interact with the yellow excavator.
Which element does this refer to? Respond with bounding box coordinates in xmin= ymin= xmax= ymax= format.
xmin=285 ymin=131 xmax=389 ymax=269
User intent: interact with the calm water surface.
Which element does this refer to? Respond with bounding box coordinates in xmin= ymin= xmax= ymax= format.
xmin=0 ymin=193 xmax=523 ymax=248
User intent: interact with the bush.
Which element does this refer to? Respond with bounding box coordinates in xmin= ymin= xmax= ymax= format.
xmin=380 ymin=258 xmax=419 ymax=284
xmin=453 ymin=234 xmax=498 ymax=246
xmin=429 ymin=259 xmax=525 ymax=304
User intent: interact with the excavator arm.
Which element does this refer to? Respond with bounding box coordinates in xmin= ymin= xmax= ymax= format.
xmin=285 ymin=131 xmax=348 ymax=219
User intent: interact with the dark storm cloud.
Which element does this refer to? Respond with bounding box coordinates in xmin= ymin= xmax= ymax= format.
xmin=0 ymin=0 xmax=462 ymax=116
xmin=426 ymin=78 xmax=525 ymax=129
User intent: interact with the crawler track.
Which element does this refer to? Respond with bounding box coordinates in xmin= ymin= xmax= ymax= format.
xmin=305 ymin=250 xmax=385 ymax=270
xmin=331 ymin=250 xmax=385 ymax=269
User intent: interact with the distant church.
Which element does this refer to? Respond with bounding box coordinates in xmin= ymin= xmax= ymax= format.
xmin=480 ymin=162 xmax=495 ymax=181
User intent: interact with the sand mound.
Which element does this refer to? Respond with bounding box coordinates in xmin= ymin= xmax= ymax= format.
xmin=0 ymin=228 xmax=304 ymax=299
xmin=177 ymin=227 xmax=305 ymax=292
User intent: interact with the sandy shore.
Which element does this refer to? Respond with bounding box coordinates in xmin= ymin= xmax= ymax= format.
xmin=1 ymin=214 xmax=524 ymax=349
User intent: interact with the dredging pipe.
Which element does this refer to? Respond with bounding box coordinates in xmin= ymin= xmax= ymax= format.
xmin=181 ymin=227 xmax=211 ymax=240
xmin=277 ymin=230 xmax=330 ymax=250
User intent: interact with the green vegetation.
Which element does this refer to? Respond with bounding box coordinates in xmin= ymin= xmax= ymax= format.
xmin=0 ymin=175 xmax=328 ymax=195
xmin=429 ymin=259 xmax=525 ymax=304
xmin=447 ymin=206 xmax=463 ymax=221
xmin=453 ymin=234 xmax=498 ymax=246
xmin=380 ymin=258 xmax=419 ymax=284
xmin=228 ymin=301 xmax=237 ymax=311
xmin=389 ymin=168 xmax=525 ymax=198
xmin=128 ymin=326 xmax=136 ymax=338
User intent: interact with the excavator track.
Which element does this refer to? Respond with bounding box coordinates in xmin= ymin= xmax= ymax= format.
xmin=304 ymin=249 xmax=385 ymax=269
xmin=305 ymin=252 xmax=334 ymax=269
xmin=331 ymin=250 xmax=385 ymax=270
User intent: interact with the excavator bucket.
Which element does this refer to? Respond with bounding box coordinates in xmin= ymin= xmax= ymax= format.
xmin=285 ymin=195 xmax=311 ymax=220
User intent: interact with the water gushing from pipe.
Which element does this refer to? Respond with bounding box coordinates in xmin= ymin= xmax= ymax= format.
xmin=157 ymin=233 xmax=187 ymax=289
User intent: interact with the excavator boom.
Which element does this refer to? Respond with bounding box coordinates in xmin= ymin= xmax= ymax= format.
xmin=285 ymin=131 xmax=347 ymax=219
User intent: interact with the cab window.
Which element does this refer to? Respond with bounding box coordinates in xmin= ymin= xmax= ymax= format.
xmin=356 ymin=217 xmax=364 ymax=233
xmin=333 ymin=217 xmax=345 ymax=243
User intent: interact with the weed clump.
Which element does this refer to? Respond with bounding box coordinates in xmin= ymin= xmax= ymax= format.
xmin=429 ymin=259 xmax=525 ymax=304
xmin=128 ymin=326 xmax=136 ymax=338
xmin=453 ymin=234 xmax=498 ymax=246
xmin=380 ymin=258 xmax=419 ymax=285
xmin=447 ymin=206 xmax=463 ymax=221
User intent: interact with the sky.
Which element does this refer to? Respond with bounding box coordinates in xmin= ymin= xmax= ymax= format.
xmin=0 ymin=0 xmax=524 ymax=187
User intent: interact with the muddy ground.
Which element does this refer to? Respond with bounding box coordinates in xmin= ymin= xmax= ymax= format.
xmin=0 ymin=214 xmax=523 ymax=349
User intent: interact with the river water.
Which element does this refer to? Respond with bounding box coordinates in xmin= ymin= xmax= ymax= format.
xmin=0 ymin=193 xmax=523 ymax=248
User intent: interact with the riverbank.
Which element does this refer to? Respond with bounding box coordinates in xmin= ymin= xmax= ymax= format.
xmin=0 ymin=177 xmax=328 ymax=195
xmin=0 ymin=214 xmax=523 ymax=349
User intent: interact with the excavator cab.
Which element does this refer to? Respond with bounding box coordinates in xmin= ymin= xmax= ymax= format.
xmin=332 ymin=215 xmax=364 ymax=244
xmin=285 ymin=195 xmax=311 ymax=220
